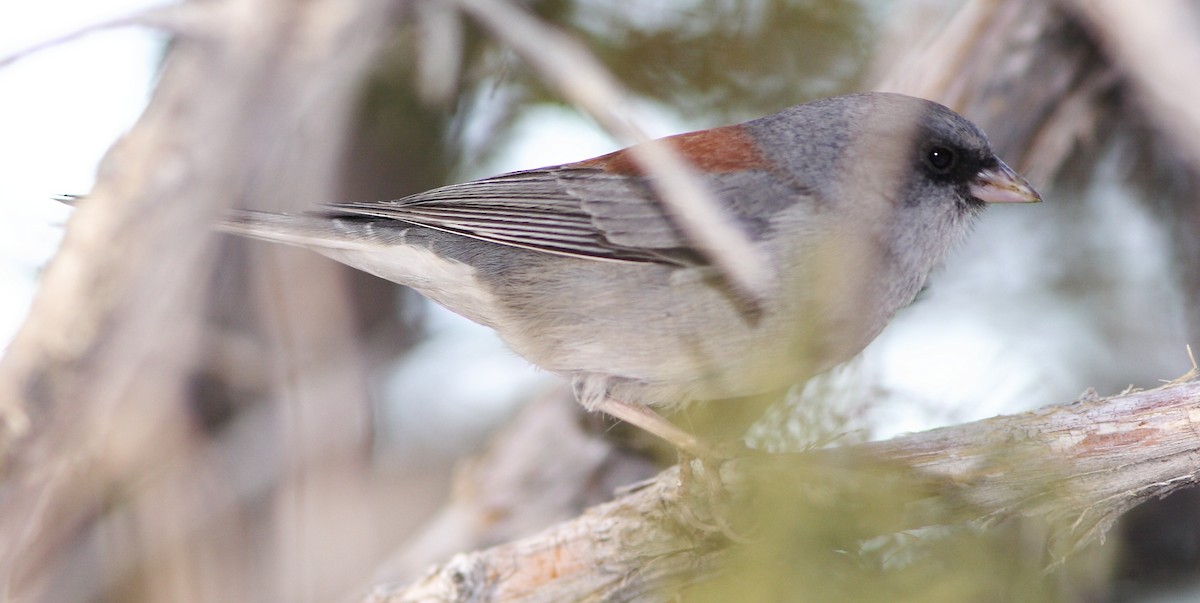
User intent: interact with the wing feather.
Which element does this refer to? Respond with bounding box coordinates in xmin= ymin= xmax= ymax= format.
xmin=321 ymin=165 xmax=798 ymax=265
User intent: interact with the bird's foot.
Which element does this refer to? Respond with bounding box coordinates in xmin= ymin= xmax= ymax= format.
xmin=675 ymin=444 xmax=757 ymax=544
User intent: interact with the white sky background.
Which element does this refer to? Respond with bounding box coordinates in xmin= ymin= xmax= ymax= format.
xmin=1 ymin=2 xmax=1190 ymax=448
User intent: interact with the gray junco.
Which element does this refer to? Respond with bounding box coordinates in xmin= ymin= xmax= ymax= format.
xmin=220 ymin=92 xmax=1040 ymax=452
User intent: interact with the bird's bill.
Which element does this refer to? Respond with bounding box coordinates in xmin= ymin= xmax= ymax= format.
xmin=969 ymin=160 xmax=1042 ymax=203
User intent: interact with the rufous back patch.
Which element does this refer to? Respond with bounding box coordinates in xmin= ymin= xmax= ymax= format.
xmin=577 ymin=124 xmax=771 ymax=176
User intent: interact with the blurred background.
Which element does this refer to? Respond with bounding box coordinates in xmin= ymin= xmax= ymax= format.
xmin=2 ymin=0 xmax=1199 ymax=601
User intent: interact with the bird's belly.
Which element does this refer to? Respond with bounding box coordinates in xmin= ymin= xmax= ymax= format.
xmin=495 ymin=268 xmax=856 ymax=408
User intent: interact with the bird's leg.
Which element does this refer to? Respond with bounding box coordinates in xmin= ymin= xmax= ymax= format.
xmin=571 ymin=374 xmax=711 ymax=455
xmin=590 ymin=396 xmax=709 ymax=459
xmin=579 ymin=387 xmax=755 ymax=541
xmin=608 ymin=400 xmax=755 ymax=542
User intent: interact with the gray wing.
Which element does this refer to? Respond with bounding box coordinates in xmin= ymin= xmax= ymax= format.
xmin=322 ymin=165 xmax=801 ymax=266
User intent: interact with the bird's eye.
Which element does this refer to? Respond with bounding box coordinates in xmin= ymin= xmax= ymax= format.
xmin=926 ymin=146 xmax=956 ymax=172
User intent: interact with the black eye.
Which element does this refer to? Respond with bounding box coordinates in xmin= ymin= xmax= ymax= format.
xmin=926 ymin=146 xmax=956 ymax=172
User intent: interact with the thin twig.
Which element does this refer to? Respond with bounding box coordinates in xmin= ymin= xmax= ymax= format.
xmin=0 ymin=4 xmax=199 ymax=71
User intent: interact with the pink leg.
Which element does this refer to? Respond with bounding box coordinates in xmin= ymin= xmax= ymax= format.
xmin=591 ymin=396 xmax=707 ymax=458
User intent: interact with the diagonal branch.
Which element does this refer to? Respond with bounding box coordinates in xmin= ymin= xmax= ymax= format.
xmin=450 ymin=0 xmax=774 ymax=307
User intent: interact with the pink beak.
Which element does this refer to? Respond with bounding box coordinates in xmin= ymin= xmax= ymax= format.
xmin=970 ymin=160 xmax=1042 ymax=204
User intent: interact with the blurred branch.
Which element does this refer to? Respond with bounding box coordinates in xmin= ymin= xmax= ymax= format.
xmin=873 ymin=0 xmax=1117 ymax=186
xmin=1048 ymin=0 xmax=1200 ymax=351
xmin=370 ymin=391 xmax=658 ymax=586
xmin=0 ymin=0 xmax=399 ymax=600
xmin=0 ymin=3 xmax=194 ymax=70
xmin=451 ymin=0 xmax=774 ymax=308
xmin=372 ymin=378 xmax=1200 ymax=602
xmin=1058 ymin=0 xmax=1200 ymax=174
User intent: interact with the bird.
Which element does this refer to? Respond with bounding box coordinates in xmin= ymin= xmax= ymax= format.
xmin=219 ymin=92 xmax=1041 ymax=454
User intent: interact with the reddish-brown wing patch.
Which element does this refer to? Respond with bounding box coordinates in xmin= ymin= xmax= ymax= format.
xmin=576 ymin=124 xmax=771 ymax=176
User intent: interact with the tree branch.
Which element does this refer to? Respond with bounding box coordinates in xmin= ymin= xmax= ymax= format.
xmin=373 ymin=379 xmax=1200 ymax=602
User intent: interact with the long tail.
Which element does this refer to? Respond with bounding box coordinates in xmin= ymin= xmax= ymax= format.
xmin=216 ymin=209 xmax=367 ymax=250
xmin=218 ymin=209 xmax=501 ymax=327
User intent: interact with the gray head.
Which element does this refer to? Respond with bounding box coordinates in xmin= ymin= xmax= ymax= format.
xmin=747 ymin=92 xmax=1034 ymax=209
xmin=743 ymin=93 xmax=1040 ymax=349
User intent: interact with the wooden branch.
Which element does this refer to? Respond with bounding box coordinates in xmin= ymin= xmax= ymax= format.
xmin=372 ymin=380 xmax=1200 ymax=602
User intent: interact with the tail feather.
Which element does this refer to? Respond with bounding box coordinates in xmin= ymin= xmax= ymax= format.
xmin=217 ymin=209 xmax=367 ymax=250
xmin=218 ymin=209 xmax=503 ymax=327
